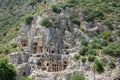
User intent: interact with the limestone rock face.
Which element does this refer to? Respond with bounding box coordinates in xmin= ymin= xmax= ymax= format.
xmin=17 ymin=63 xmax=31 ymax=77
xmin=9 ymin=52 xmax=29 ymax=65
xmin=56 ymin=73 xmax=72 ymax=80
xmin=9 ymin=10 xmax=92 ymax=79
xmin=8 ymin=4 xmax=110 ymax=79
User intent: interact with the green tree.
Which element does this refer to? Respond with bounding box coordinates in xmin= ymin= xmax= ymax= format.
xmin=0 ymin=59 xmax=17 ymax=80
xmin=71 ymin=73 xmax=85 ymax=80
xmin=93 ymin=59 xmax=104 ymax=73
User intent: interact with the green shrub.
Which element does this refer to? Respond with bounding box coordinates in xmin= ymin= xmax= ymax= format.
xmin=81 ymin=40 xmax=88 ymax=46
xmin=90 ymin=43 xmax=102 ymax=49
xmin=102 ymin=47 xmax=114 ymax=56
xmin=36 ymin=0 xmax=43 ymax=3
xmin=52 ymin=5 xmax=61 ymax=13
xmin=69 ymin=14 xmax=75 ymax=20
xmin=102 ymin=42 xmax=120 ymax=56
xmin=103 ymin=19 xmax=114 ymax=30
xmin=0 ymin=50 xmax=3 ymax=54
xmin=85 ymin=10 xmax=104 ymax=21
xmin=102 ymin=32 xmax=112 ymax=40
xmin=101 ymin=40 xmax=108 ymax=47
xmin=21 ymin=77 xmax=33 ymax=80
xmin=50 ymin=16 xmax=56 ymax=21
xmin=107 ymin=43 xmax=119 ymax=49
xmin=68 ymin=0 xmax=79 ymax=5
xmin=0 ymin=47 xmax=4 ymax=54
xmin=61 ymin=0 xmax=79 ymax=9
xmin=87 ymin=49 xmax=97 ymax=56
xmin=0 ymin=59 xmax=17 ymax=80
xmin=88 ymin=55 xmax=96 ymax=62
xmin=107 ymin=37 xmax=113 ymax=42
xmin=108 ymin=61 xmax=116 ymax=69
xmin=115 ymin=48 xmax=120 ymax=57
xmin=3 ymin=48 xmax=10 ymax=54
xmin=69 ymin=14 xmax=80 ymax=26
xmin=71 ymin=73 xmax=85 ymax=80
xmin=20 ymin=47 xmax=24 ymax=51
xmin=25 ymin=16 xmax=33 ymax=25
xmin=10 ymin=43 xmax=17 ymax=48
xmin=28 ymin=1 xmax=36 ymax=7
xmin=79 ymin=47 xmax=88 ymax=56
xmin=116 ymin=30 xmax=120 ymax=37
xmin=74 ymin=53 xmax=80 ymax=61
xmin=81 ymin=57 xmax=86 ymax=63
xmin=61 ymin=3 xmax=75 ymax=9
xmin=72 ymin=18 xmax=80 ymax=26
xmin=93 ymin=59 xmax=104 ymax=73
xmin=40 ymin=18 xmax=52 ymax=28
xmin=43 ymin=0 xmax=46 ymax=4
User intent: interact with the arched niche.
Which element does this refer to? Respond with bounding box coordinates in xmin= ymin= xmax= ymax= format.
xmin=33 ymin=42 xmax=38 ymax=53
xmin=23 ymin=72 xmax=26 ymax=76
xmin=65 ymin=46 xmax=69 ymax=49
xmin=47 ymin=63 xmax=49 ymax=66
xmin=39 ymin=47 xmax=43 ymax=53
xmin=37 ymin=62 xmax=41 ymax=66
xmin=50 ymin=41 xmax=54 ymax=47
xmin=44 ymin=48 xmax=49 ymax=52
xmin=63 ymin=61 xmax=68 ymax=69
xmin=21 ymin=41 xmax=27 ymax=47
xmin=52 ymin=50 xmax=55 ymax=53
xmin=35 ymin=28 xmax=40 ymax=37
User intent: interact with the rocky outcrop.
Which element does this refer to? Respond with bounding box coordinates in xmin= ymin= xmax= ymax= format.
xmin=8 ymin=4 xmax=117 ymax=80
xmin=17 ymin=63 xmax=31 ymax=77
xmin=9 ymin=52 xmax=29 ymax=65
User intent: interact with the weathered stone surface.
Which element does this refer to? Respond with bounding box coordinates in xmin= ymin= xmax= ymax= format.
xmin=9 ymin=52 xmax=29 ymax=65
xmin=8 ymin=4 xmax=119 ymax=80
xmin=17 ymin=63 xmax=31 ymax=77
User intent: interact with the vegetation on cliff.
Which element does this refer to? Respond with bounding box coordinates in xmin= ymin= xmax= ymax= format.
xmin=0 ymin=59 xmax=17 ymax=80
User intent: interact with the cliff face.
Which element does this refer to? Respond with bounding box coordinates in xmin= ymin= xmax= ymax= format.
xmin=4 ymin=0 xmax=120 ymax=80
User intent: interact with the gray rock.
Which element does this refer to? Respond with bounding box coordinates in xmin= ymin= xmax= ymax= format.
xmin=17 ymin=63 xmax=31 ymax=77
